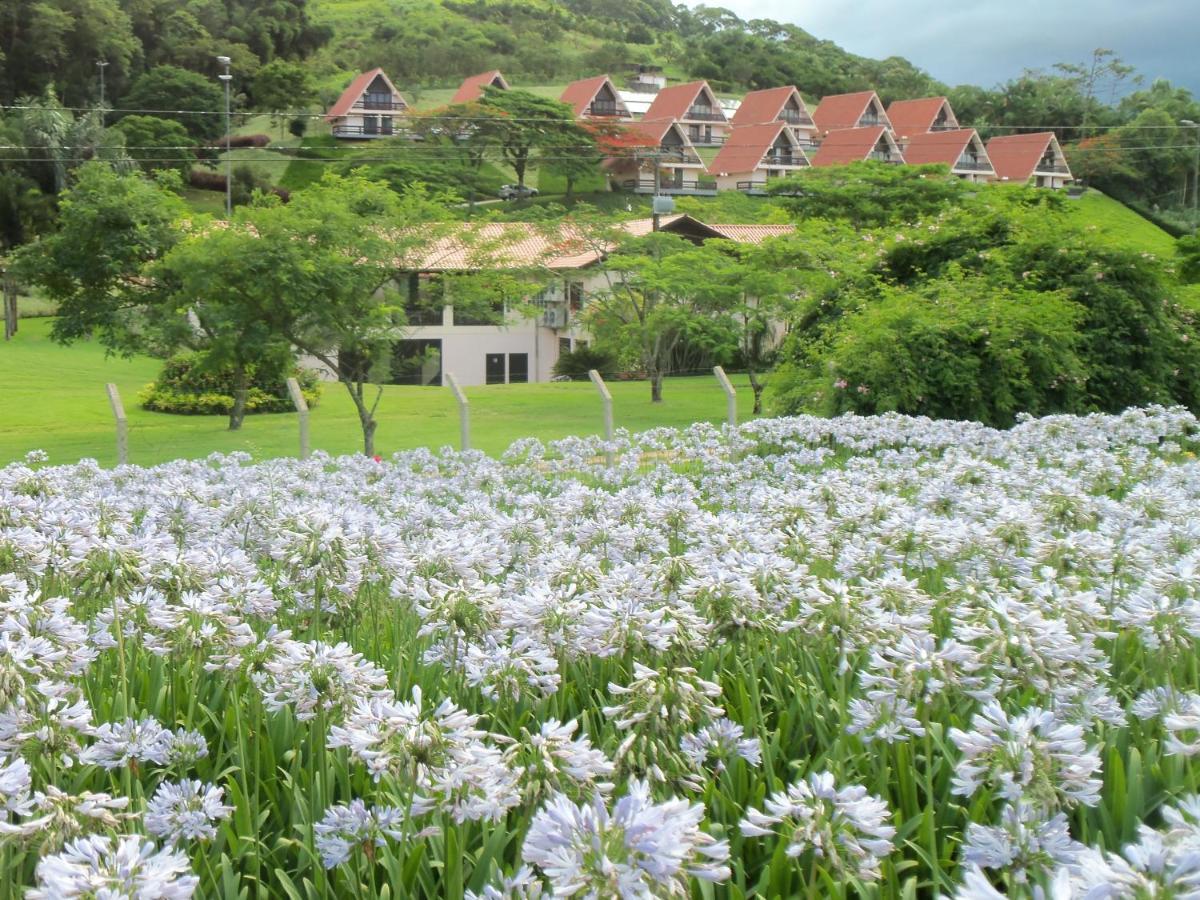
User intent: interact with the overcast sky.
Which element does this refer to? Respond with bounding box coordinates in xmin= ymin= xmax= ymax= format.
xmin=682 ymin=0 xmax=1197 ymax=96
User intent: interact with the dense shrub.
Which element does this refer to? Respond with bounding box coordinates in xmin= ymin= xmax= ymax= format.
xmin=139 ymin=353 xmax=321 ymax=416
xmin=552 ymin=345 xmax=616 ymax=379
xmin=770 ymin=190 xmax=1200 ymax=426
xmin=206 ymin=134 xmax=272 ymax=149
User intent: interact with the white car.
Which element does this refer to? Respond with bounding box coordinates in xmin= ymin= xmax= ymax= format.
xmin=498 ymin=184 xmax=539 ymax=200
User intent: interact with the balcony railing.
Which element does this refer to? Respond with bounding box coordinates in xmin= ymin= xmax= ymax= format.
xmin=332 ymin=124 xmax=396 ymax=138
xmin=688 ymin=133 xmax=726 ymax=146
xmin=930 ymin=122 xmax=959 ymax=131
xmin=781 ymin=112 xmax=814 ymax=126
xmin=656 ymin=147 xmax=702 ymax=164
xmin=764 ymin=152 xmax=807 ymax=166
xmin=352 ymin=99 xmax=405 ymax=111
xmin=685 ymin=107 xmax=726 ymax=121
xmin=1036 ymin=162 xmax=1071 ymax=174
xmin=953 ymin=159 xmax=993 ymax=171
xmin=736 ymin=180 xmax=769 ymax=194
xmin=859 ymin=116 xmax=884 ymax=126
xmin=868 ymin=152 xmax=903 ymax=163
xmin=621 ymin=177 xmax=719 ymax=196
xmin=588 ymin=100 xmax=622 ymax=116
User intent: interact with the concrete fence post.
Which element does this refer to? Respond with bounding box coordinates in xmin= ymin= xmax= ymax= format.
xmin=444 ymin=372 xmax=470 ymax=452
xmin=285 ymin=377 xmax=310 ymax=460
xmin=105 ymin=383 xmax=128 ymax=466
xmin=587 ymin=369 xmax=614 ymax=466
xmin=713 ymin=365 xmax=737 ymax=430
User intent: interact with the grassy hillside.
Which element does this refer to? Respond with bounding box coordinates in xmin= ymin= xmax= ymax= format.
xmin=0 ymin=319 xmax=753 ymax=467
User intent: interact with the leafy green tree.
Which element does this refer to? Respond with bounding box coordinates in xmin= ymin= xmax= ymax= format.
xmin=767 ymin=162 xmax=966 ymax=229
xmin=112 ymin=115 xmax=196 ymax=177
xmin=1178 ymin=236 xmax=1200 ymax=284
xmin=121 ymin=66 xmax=226 ymax=141
xmin=13 ymin=90 xmax=132 ymax=194
xmin=0 ymin=0 xmax=138 ymax=105
xmin=252 ymin=59 xmax=316 ymax=136
xmin=574 ymin=218 xmax=741 ymax=403
xmin=11 ymin=163 xmax=188 ymax=354
xmin=156 ymin=173 xmax=454 ymax=454
xmin=477 ymin=87 xmax=579 ymax=189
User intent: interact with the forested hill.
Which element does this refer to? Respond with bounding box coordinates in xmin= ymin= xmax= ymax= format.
xmin=302 ymin=0 xmax=941 ymax=101
xmin=2 ymin=0 xmax=1198 ymax=230
xmin=0 ymin=0 xmax=940 ymax=107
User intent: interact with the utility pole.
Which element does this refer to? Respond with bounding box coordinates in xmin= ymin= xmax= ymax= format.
xmin=1184 ymin=120 xmax=1200 ymax=234
xmin=217 ymin=56 xmax=233 ymax=219
xmin=96 ymin=60 xmax=108 ymax=125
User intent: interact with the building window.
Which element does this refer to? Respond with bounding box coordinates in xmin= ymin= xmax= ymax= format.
xmin=508 ymin=353 xmax=529 ymax=384
xmin=485 ymin=353 xmax=506 ymax=385
xmin=567 ymin=282 xmax=583 ymax=313
xmin=559 ymin=337 xmax=571 ymax=355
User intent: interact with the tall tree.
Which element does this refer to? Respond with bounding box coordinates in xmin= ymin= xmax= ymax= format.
xmin=120 ymin=66 xmax=226 ymax=141
xmin=251 ymin=59 xmax=316 ymax=137
xmin=477 ymin=87 xmax=579 ymax=189
xmin=11 ymin=163 xmax=188 ymax=354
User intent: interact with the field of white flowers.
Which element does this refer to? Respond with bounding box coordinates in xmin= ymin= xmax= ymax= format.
xmin=3 ymin=407 xmax=1200 ymax=898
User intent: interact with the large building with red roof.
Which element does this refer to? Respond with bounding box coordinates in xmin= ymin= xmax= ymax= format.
xmin=886 ymin=97 xmax=959 ymax=143
xmin=902 ymin=129 xmax=994 ymax=182
xmin=643 ymin=81 xmax=731 ymax=146
xmin=986 ymin=132 xmax=1073 ymax=188
xmin=325 ymin=69 xmax=408 ymax=138
xmin=710 ymin=121 xmax=810 ymax=192
xmin=810 ymin=126 xmax=905 ymax=167
xmin=607 ymin=118 xmax=712 ymax=194
xmin=560 ymin=75 xmax=633 ymax=120
xmin=451 ymin=70 xmax=509 ymax=105
xmin=811 ymin=91 xmax=891 ymax=134
xmin=730 ymin=86 xmax=817 ymax=147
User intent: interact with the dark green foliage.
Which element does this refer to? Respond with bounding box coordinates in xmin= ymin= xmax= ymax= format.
xmin=111 ymin=115 xmax=195 ymax=176
xmin=139 ymin=351 xmax=321 ymax=415
xmin=770 ymin=188 xmax=1200 ymax=427
xmin=768 ymin=163 xmax=969 ymax=229
xmin=120 ymin=66 xmax=225 ymax=141
xmin=1178 ymin=236 xmax=1200 ymax=284
xmin=553 ymin=345 xmax=616 ymax=379
xmin=288 ymin=117 xmax=308 ymax=139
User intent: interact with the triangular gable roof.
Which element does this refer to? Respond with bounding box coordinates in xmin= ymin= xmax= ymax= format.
xmin=986 ymin=132 xmax=1068 ymax=182
xmin=810 ymin=126 xmax=902 ymax=166
xmin=710 ymin=121 xmax=799 ymax=175
xmin=451 ymin=70 xmax=509 ymax=105
xmin=560 ymin=75 xmax=627 ymax=117
xmin=902 ymin=129 xmax=987 ymax=167
xmin=326 ymin=69 xmax=406 ymax=121
xmin=644 ymin=81 xmax=726 ymax=121
xmin=624 ymin=117 xmax=687 ymax=146
xmin=812 ymin=90 xmax=888 ymax=133
xmin=886 ymin=97 xmax=956 ymax=139
xmin=731 ymin=86 xmax=809 ymax=127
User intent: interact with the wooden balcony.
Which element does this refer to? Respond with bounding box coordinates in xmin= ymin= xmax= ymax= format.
xmin=781 ymin=112 xmax=814 ymax=126
xmin=953 ymin=158 xmax=993 ymax=171
xmin=588 ymin=100 xmax=623 ymax=117
xmin=685 ymin=107 xmax=726 ymax=122
xmin=1036 ymin=162 xmax=1071 ymax=174
xmin=764 ymin=152 xmax=808 ymax=166
xmin=332 ymin=124 xmax=396 ymax=138
xmin=352 ymin=99 xmax=406 ymax=111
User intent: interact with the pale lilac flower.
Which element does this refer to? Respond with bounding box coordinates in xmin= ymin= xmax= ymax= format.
xmin=27 ymin=834 xmax=198 ymax=898
xmin=144 ymin=780 xmax=233 ymax=845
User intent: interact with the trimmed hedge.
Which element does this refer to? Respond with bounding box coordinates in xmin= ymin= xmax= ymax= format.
xmin=139 ymin=353 xmax=321 ymax=416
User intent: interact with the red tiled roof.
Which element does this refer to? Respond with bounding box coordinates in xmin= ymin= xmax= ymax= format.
xmin=644 ymin=81 xmax=722 ymax=121
xmin=986 ymin=132 xmax=1064 ymax=182
xmin=710 ymin=122 xmax=791 ymax=175
xmin=408 ymin=217 xmax=795 ymax=271
xmin=810 ymin=126 xmax=898 ymax=166
xmin=326 ymin=69 xmax=404 ymax=121
xmin=560 ymin=75 xmax=615 ymax=116
xmin=451 ymin=70 xmax=508 ymax=104
xmin=886 ymin=97 xmax=953 ymax=139
xmin=731 ymin=86 xmax=803 ymax=126
xmin=811 ymin=91 xmax=884 ymax=133
xmin=901 ymin=128 xmax=980 ymax=167
xmin=623 ymin=117 xmax=681 ymax=145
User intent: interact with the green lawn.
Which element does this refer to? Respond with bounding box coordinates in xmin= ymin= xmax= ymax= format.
xmin=0 ymin=319 xmax=754 ymax=467
xmin=1069 ymin=189 xmax=1181 ymax=256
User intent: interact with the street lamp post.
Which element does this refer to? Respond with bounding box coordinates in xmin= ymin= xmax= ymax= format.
xmin=96 ymin=60 xmax=108 ymax=124
xmin=1183 ymin=120 xmax=1199 ymax=234
xmin=217 ymin=56 xmax=232 ymax=219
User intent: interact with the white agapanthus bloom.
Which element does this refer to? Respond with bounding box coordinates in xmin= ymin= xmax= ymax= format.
xmin=522 ymin=779 xmax=729 ymax=896
xmin=949 ymin=703 xmax=1102 ymax=811
xmin=313 ymin=799 xmax=431 ymax=869
xmin=740 ymin=771 xmax=896 ymax=882
xmin=0 ymin=753 xmax=33 ymax=816
xmin=259 ymin=639 xmax=390 ymax=722
xmin=144 ymin=779 xmax=233 ymax=845
xmin=680 ymin=718 xmax=762 ymax=771
xmin=961 ymin=804 xmax=1083 ymax=883
xmin=27 ymin=834 xmax=198 ymax=899
xmin=80 ymin=717 xmax=172 ymax=770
